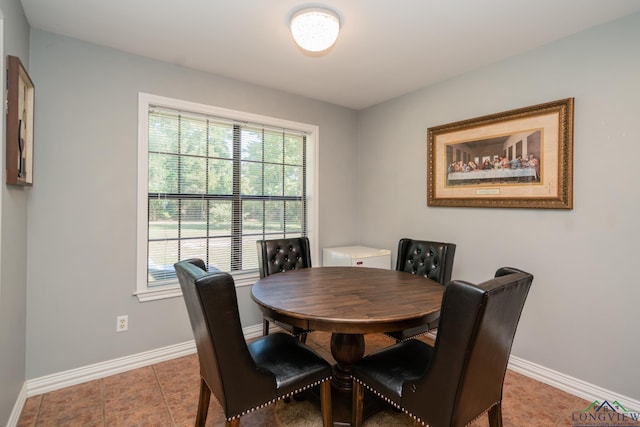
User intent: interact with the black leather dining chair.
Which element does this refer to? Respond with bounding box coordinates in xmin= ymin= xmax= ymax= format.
xmin=256 ymin=237 xmax=313 ymax=342
xmin=385 ymin=238 xmax=456 ymax=342
xmin=352 ymin=267 xmax=533 ymax=427
xmin=174 ymin=258 xmax=332 ymax=427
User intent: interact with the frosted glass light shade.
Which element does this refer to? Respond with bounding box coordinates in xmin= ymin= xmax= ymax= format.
xmin=290 ymin=8 xmax=340 ymax=53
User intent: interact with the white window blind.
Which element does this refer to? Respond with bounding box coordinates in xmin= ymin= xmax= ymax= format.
xmin=145 ymin=105 xmax=308 ymax=287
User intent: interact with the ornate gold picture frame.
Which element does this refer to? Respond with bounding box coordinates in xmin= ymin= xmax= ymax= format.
xmin=6 ymin=55 xmax=35 ymax=186
xmin=427 ymin=98 xmax=574 ymax=209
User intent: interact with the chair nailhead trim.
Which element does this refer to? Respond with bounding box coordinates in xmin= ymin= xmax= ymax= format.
xmin=383 ymin=331 xmax=429 ymax=342
xmin=226 ymin=376 xmax=332 ymax=421
xmin=353 ymin=378 xmax=500 ymax=427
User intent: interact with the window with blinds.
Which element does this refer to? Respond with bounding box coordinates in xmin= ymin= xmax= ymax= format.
xmin=139 ymin=95 xmax=310 ymax=293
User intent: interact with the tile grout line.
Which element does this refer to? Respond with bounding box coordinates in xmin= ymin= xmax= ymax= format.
xmin=153 ymin=364 xmax=177 ymax=427
xmin=101 ymin=378 xmax=106 ymax=427
xmin=34 ymin=394 xmax=44 ymax=427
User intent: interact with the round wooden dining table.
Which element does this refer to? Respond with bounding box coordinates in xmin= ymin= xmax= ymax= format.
xmin=251 ymin=266 xmax=444 ymax=425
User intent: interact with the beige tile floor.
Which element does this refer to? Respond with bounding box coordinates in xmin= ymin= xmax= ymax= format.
xmin=18 ymin=331 xmax=593 ymax=426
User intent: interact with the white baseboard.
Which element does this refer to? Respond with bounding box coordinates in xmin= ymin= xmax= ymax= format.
xmin=25 ymin=341 xmax=196 ymax=398
xmin=7 ymin=324 xmax=638 ymax=426
xmin=25 ymin=323 xmax=262 ymax=398
xmin=508 ymin=355 xmax=640 ymax=411
xmin=427 ymin=330 xmax=640 ymax=411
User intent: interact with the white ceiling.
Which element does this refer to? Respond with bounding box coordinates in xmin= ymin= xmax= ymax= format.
xmin=20 ymin=0 xmax=640 ymax=110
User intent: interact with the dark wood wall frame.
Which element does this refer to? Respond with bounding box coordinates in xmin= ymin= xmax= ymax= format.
xmin=6 ymin=55 xmax=35 ymax=186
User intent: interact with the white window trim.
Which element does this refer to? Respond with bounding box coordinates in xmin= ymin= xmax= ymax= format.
xmin=135 ymin=93 xmax=319 ymax=302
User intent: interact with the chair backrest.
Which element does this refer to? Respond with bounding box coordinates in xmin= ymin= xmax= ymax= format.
xmin=174 ymin=259 xmax=274 ymax=418
xmin=403 ymin=267 xmax=533 ymax=427
xmin=395 ymin=238 xmax=456 ymax=285
xmin=256 ymin=237 xmax=312 ymax=278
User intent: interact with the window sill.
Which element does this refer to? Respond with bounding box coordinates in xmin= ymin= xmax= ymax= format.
xmin=134 ymin=271 xmax=259 ymax=302
xmin=134 ymin=285 xmax=183 ymax=302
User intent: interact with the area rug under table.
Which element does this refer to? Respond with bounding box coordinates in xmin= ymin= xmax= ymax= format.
xmin=275 ymin=399 xmax=413 ymax=426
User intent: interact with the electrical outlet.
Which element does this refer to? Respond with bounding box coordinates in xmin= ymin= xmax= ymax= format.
xmin=117 ymin=315 xmax=128 ymax=332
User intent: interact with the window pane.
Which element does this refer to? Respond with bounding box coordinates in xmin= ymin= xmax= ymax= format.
xmin=241 ymin=127 xmax=262 ymax=161
xmin=265 ymin=201 xmax=284 ymax=232
xmin=149 ymin=200 xmax=179 ymax=239
xmin=180 ymin=117 xmax=207 ymax=156
xmin=148 ymin=239 xmax=179 ymax=284
xmin=242 ymin=235 xmax=261 ymax=270
xmin=243 ymin=200 xmax=263 ymax=234
xmin=180 ymin=156 xmax=207 ymax=194
xmin=209 ymin=201 xmax=232 ymax=235
xmin=284 ymin=165 xmax=302 ymax=197
xmin=181 ymin=200 xmax=208 ymax=238
xmin=209 ymin=123 xmax=233 ymax=159
xmin=285 ymin=201 xmax=304 ymax=233
xmin=264 ymin=164 xmax=283 ymax=196
xmin=208 ymin=159 xmax=233 ymax=195
xmin=264 ymin=130 xmax=283 ymax=163
xmin=209 ymin=237 xmax=232 ymax=271
xmin=180 ymin=238 xmax=208 ymax=261
xmin=285 ymin=134 xmax=303 ymax=165
xmin=149 ymin=113 xmax=178 ymax=154
xmin=241 ymin=161 xmax=262 ymax=196
xmin=149 ymin=153 xmax=178 ymax=193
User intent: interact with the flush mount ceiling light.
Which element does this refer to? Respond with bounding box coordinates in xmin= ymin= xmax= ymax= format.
xmin=290 ymin=7 xmax=341 ymax=53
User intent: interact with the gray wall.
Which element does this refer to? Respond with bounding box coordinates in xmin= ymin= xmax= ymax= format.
xmin=357 ymin=13 xmax=640 ymax=400
xmin=25 ymin=29 xmax=359 ymax=379
xmin=0 ymin=0 xmax=31 ymax=424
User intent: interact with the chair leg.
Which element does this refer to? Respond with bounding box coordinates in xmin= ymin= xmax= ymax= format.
xmin=263 ymin=318 xmax=270 ymax=336
xmin=488 ymin=402 xmax=503 ymax=427
xmin=352 ymin=380 xmax=364 ymax=427
xmin=196 ymin=378 xmax=211 ymax=427
xmin=320 ymin=380 xmax=333 ymax=427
